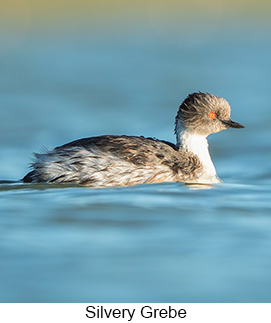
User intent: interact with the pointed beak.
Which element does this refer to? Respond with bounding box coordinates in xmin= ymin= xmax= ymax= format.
xmin=220 ymin=119 xmax=245 ymax=129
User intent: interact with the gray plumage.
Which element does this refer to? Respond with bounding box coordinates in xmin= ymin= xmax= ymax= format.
xmin=175 ymin=92 xmax=239 ymax=138
xmin=23 ymin=136 xmax=203 ymax=186
xmin=23 ymin=92 xmax=244 ymax=187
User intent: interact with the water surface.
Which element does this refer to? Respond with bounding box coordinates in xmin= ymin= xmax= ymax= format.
xmin=1 ymin=21 xmax=271 ymax=302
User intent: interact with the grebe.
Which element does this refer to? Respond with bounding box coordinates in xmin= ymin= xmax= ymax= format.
xmin=22 ymin=92 xmax=244 ymax=187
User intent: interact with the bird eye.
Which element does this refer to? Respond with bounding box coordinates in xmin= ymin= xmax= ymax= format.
xmin=208 ymin=112 xmax=216 ymax=119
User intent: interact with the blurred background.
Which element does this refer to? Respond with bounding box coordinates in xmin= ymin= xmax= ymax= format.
xmin=1 ymin=0 xmax=271 ymax=180
xmin=0 ymin=0 xmax=271 ymax=179
xmin=1 ymin=0 xmax=271 ymax=302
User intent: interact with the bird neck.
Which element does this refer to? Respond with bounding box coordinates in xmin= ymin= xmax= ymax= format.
xmin=177 ymin=129 xmax=217 ymax=177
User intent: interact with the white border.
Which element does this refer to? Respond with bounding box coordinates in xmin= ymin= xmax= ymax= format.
xmin=0 ymin=303 xmax=270 ymax=323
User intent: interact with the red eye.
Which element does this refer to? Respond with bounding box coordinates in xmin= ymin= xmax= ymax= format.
xmin=208 ymin=112 xmax=216 ymax=119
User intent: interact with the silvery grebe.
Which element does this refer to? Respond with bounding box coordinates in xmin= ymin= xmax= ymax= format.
xmin=22 ymin=92 xmax=244 ymax=187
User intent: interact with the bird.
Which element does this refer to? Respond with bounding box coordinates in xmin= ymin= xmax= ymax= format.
xmin=22 ymin=92 xmax=244 ymax=187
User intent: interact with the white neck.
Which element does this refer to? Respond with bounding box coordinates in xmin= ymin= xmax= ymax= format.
xmin=177 ymin=129 xmax=217 ymax=178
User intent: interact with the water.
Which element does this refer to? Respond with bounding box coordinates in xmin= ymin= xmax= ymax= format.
xmin=1 ymin=21 xmax=271 ymax=302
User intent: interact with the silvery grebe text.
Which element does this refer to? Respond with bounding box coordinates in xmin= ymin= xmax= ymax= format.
xmin=86 ymin=305 xmax=186 ymax=321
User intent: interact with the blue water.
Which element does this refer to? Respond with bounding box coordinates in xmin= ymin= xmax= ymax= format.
xmin=1 ymin=22 xmax=271 ymax=302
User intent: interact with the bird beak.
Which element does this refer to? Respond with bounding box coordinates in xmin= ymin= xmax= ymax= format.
xmin=220 ymin=119 xmax=245 ymax=129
